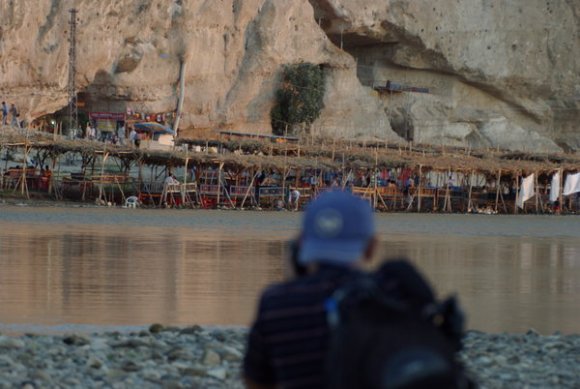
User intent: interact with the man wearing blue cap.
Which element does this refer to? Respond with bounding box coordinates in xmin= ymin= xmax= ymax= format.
xmin=243 ymin=191 xmax=378 ymax=389
xmin=244 ymin=191 xmax=470 ymax=389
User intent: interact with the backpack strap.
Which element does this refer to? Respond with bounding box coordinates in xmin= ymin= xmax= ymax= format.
xmin=325 ymin=273 xmax=408 ymax=329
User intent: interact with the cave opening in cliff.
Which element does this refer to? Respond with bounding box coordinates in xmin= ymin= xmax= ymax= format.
xmin=31 ymin=90 xmax=132 ymax=140
xmin=389 ymin=119 xmax=414 ymax=142
xmin=31 ymin=93 xmax=91 ymax=138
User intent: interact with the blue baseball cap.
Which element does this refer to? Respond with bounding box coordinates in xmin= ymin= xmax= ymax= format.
xmin=299 ymin=191 xmax=375 ymax=265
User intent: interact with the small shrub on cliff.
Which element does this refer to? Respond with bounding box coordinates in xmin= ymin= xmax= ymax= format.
xmin=271 ymin=63 xmax=326 ymax=136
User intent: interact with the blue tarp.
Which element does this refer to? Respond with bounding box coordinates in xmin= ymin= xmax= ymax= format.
xmin=134 ymin=122 xmax=175 ymax=135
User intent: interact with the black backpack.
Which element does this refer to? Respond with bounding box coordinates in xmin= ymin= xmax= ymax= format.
xmin=324 ymin=262 xmax=473 ymax=389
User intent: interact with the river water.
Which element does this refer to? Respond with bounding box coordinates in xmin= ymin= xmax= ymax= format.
xmin=0 ymin=206 xmax=578 ymax=335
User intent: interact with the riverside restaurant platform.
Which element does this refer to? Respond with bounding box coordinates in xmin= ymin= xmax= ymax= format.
xmin=1 ymin=127 xmax=579 ymax=214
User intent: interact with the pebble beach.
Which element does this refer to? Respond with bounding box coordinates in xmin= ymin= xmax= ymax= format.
xmin=0 ymin=325 xmax=578 ymax=388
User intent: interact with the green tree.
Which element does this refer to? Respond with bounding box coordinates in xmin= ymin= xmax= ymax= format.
xmin=271 ymin=63 xmax=326 ymax=135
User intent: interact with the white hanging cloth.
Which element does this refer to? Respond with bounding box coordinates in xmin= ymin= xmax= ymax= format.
xmin=517 ymin=174 xmax=535 ymax=209
xmin=563 ymin=172 xmax=580 ymax=196
xmin=549 ymin=171 xmax=560 ymax=203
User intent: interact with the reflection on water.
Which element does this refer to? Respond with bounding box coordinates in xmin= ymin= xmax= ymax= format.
xmin=381 ymin=235 xmax=580 ymax=334
xmin=0 ymin=207 xmax=578 ymax=334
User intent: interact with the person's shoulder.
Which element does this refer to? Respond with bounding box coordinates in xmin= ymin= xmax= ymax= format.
xmin=259 ymin=277 xmax=306 ymax=300
xmin=254 ymin=280 xmax=292 ymax=315
xmin=258 ymin=267 xmax=355 ymax=306
xmin=257 ymin=274 xmax=324 ymax=305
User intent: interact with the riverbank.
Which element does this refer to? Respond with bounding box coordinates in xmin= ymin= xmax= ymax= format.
xmin=0 ymin=195 xmax=112 ymax=209
xmin=0 ymin=326 xmax=578 ymax=388
xmin=1 ymin=195 xmax=578 ymax=216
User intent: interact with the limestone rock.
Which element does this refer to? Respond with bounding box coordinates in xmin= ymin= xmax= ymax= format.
xmin=148 ymin=323 xmax=164 ymax=334
xmin=62 ymin=335 xmax=90 ymax=346
xmin=219 ymin=345 xmax=243 ymax=362
xmin=206 ymin=367 xmax=227 ymax=381
xmin=0 ymin=0 xmax=577 ymax=151
xmin=202 ymin=349 xmax=221 ymax=367
xmin=121 ymin=361 xmax=140 ymax=372
xmin=0 ymin=336 xmax=24 ymax=350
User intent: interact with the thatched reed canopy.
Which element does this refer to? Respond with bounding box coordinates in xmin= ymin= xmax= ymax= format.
xmin=179 ymin=135 xmax=579 ymax=174
xmin=2 ymin=127 xmax=578 ymax=174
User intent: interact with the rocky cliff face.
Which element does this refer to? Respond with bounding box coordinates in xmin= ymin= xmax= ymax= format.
xmin=1 ymin=0 xmax=578 ymax=152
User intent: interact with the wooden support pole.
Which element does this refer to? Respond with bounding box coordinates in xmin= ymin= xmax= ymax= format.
xmin=373 ymin=149 xmax=378 ymax=210
xmin=417 ymin=165 xmax=423 ymax=212
xmin=534 ymin=171 xmax=539 ymax=214
xmin=494 ymin=169 xmax=502 ymax=213
xmin=98 ymin=151 xmax=109 ymax=204
xmin=48 ymin=155 xmax=57 ymax=197
xmin=241 ymin=169 xmax=257 ymax=208
xmin=216 ymin=162 xmax=223 ymax=207
xmin=81 ymin=162 xmax=88 ymax=202
xmin=281 ymin=166 xmax=288 ymax=206
xmin=20 ymin=144 xmax=30 ymax=199
xmin=115 ymin=176 xmax=126 ymax=204
xmin=538 ymin=176 xmax=546 ymax=214
xmin=198 ymin=164 xmax=207 ymax=207
xmin=342 ymin=169 xmax=351 ymax=190
xmin=193 ymin=162 xmax=202 ymax=205
xmin=514 ymin=171 xmax=519 ymax=214
xmin=377 ymin=189 xmax=388 ymax=210
xmin=499 ymin=189 xmax=507 ymax=214
xmin=443 ymin=171 xmax=450 ymax=212
xmin=340 ymin=153 xmax=345 ymax=188
xmin=467 ymin=170 xmax=474 ymax=212
xmin=282 ymin=133 xmax=289 ymax=204
xmin=3 ymin=147 xmax=9 ymax=173
xmin=219 ymin=171 xmax=236 ymax=209
xmin=558 ymin=168 xmax=564 ymax=214
xmin=183 ymin=156 xmax=189 ymax=185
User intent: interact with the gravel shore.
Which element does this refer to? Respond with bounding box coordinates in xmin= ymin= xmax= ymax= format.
xmin=461 ymin=330 xmax=580 ymax=388
xmin=0 ymin=325 xmax=578 ymax=388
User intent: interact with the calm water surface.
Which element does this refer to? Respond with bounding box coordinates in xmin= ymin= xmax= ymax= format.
xmin=0 ymin=206 xmax=578 ymax=334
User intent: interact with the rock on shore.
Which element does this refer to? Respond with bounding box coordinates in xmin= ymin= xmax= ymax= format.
xmin=0 ymin=325 xmax=578 ymax=388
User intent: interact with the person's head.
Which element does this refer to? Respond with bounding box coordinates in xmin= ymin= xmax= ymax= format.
xmin=298 ymin=191 xmax=376 ymax=268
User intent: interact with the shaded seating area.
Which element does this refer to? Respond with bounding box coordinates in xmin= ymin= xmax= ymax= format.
xmin=139 ymin=181 xmax=165 ymax=206
xmin=161 ymin=182 xmax=198 ymax=207
xmin=1 ymin=128 xmax=578 ymax=213
xmin=258 ymin=186 xmax=284 ymax=208
xmin=60 ymin=172 xmax=93 ymax=200
xmin=2 ymin=167 xmax=48 ymax=193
